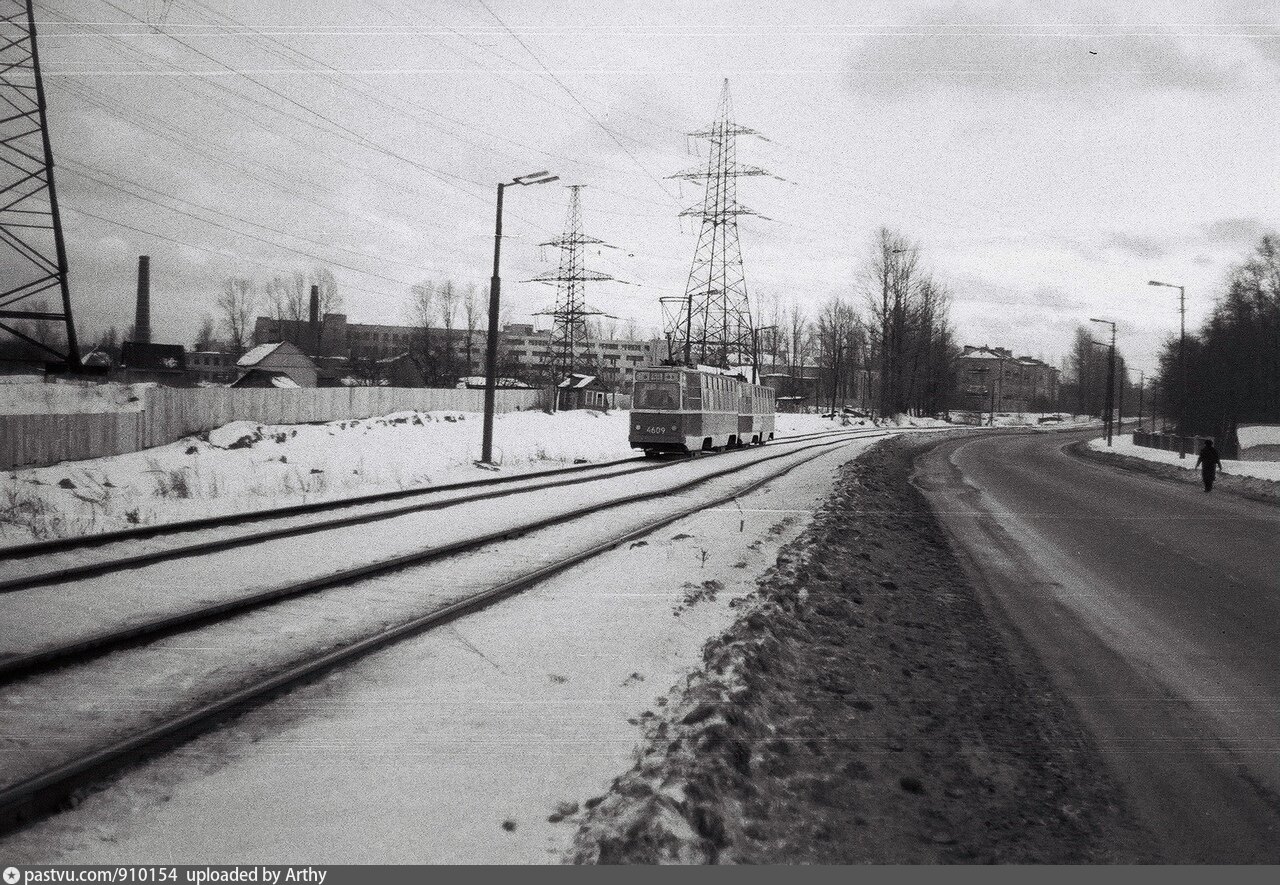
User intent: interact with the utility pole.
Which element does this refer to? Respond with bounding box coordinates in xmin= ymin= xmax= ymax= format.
xmin=480 ymin=170 xmax=558 ymax=466
xmin=1116 ymin=363 xmax=1125 ymax=434
xmin=1149 ymin=280 xmax=1188 ymax=457
xmin=664 ymin=80 xmax=767 ymax=369
xmin=1136 ymin=369 xmax=1145 ymax=432
xmin=1090 ymin=318 xmax=1117 ymax=446
xmin=0 ymin=0 xmax=81 ymax=369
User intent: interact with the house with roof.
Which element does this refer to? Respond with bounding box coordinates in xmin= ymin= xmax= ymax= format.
xmin=235 ymin=341 xmax=317 ymax=388
xmin=557 ymin=372 xmax=612 ymax=410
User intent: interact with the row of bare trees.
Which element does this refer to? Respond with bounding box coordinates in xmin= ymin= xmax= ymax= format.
xmin=751 ymin=228 xmax=959 ymax=417
xmin=407 ymin=278 xmax=483 ymax=384
xmin=212 ymin=267 xmax=342 ymax=354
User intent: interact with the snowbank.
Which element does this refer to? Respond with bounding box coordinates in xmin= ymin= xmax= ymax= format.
xmin=0 ymin=381 xmax=152 ymax=415
xmin=0 ymin=408 xmax=877 ymax=545
xmin=0 ymin=410 xmax=636 ymax=544
xmin=1087 ymin=436 xmax=1280 ymax=483
xmin=1238 ymin=425 xmax=1280 ymax=449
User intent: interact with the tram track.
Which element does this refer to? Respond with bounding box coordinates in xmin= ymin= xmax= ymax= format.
xmin=0 ymin=427 xmax=881 ymax=831
xmin=0 ymin=426 xmax=863 ymax=594
xmin=0 ymin=429 xmax=885 ymax=684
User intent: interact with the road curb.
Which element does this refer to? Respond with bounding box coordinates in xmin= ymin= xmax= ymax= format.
xmin=1068 ymin=439 xmax=1280 ymax=508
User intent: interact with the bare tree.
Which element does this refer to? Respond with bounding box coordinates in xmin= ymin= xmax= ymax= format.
xmin=815 ymin=297 xmax=861 ymax=414
xmin=463 ymin=283 xmax=481 ymax=375
xmin=437 ymin=279 xmax=459 ymax=379
xmin=194 ymin=314 xmax=218 ymax=352
xmin=218 ymin=279 xmax=256 ymax=354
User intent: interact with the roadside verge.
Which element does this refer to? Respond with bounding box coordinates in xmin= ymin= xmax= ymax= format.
xmin=1070 ymin=439 xmax=1280 ymax=507
xmin=568 ymin=434 xmax=1146 ymax=864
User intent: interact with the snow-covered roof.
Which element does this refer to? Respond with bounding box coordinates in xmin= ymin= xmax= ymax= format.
xmin=270 ymin=375 xmax=299 ymax=389
xmin=237 ymin=342 xmax=284 ymax=367
xmin=376 ymin=351 xmax=414 ymax=365
xmin=559 ymin=373 xmax=599 ymax=389
xmin=457 ymin=375 xmax=531 ymax=389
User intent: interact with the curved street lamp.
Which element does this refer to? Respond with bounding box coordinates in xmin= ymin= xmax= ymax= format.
xmin=481 ymin=171 xmax=559 ymax=465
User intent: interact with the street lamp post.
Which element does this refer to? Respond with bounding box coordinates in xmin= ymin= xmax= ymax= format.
xmin=1148 ymin=280 xmax=1187 ymax=457
xmin=1089 ymin=318 xmax=1117 ymax=446
xmin=480 ymin=170 xmax=559 ymax=466
xmin=1136 ymin=369 xmax=1145 ymax=432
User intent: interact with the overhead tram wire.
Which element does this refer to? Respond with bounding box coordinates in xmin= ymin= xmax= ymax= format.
xmin=60 ymin=3 xmax=682 ymax=298
xmin=65 ymin=206 xmax=407 ymax=303
xmin=94 ymin=0 xmax=493 ymax=205
xmin=468 ymin=0 xmax=685 ymax=211
xmin=176 ymin=0 xmax=676 ymax=202
xmin=59 ymin=158 xmax=441 ymax=284
xmin=84 ymin=0 xmax=641 ymax=254
xmin=44 ymin=8 xmax=563 ymax=254
xmin=372 ymin=0 xmax=667 ymax=155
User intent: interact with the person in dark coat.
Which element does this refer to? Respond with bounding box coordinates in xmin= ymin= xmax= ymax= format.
xmin=1194 ymin=439 xmax=1222 ymax=492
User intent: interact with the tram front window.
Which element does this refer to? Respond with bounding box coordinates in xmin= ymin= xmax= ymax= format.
xmin=635 ymin=382 xmax=679 ymax=411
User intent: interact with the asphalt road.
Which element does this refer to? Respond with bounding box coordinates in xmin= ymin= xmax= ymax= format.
xmin=913 ymin=430 xmax=1280 ymax=863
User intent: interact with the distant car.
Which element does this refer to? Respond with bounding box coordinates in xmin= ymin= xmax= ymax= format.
xmin=1037 ymin=414 xmax=1065 ymax=424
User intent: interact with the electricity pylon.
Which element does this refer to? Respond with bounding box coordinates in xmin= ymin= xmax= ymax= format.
xmin=664 ymin=78 xmax=768 ymax=371
xmin=531 ymin=185 xmax=617 ymax=382
xmin=0 ymin=0 xmax=80 ymax=368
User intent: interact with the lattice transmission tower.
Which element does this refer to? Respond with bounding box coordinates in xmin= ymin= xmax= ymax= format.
xmin=0 ymin=0 xmax=80 ymax=368
xmin=531 ymin=185 xmax=618 ymax=380
xmin=663 ymin=78 xmax=768 ymax=371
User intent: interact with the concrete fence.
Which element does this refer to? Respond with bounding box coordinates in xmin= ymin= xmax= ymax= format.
xmin=1132 ymin=431 xmax=1238 ymax=460
xmin=1 ymin=386 xmax=547 ymax=471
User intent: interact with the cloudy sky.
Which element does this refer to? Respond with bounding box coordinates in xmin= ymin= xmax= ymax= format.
xmin=26 ymin=0 xmax=1280 ymax=374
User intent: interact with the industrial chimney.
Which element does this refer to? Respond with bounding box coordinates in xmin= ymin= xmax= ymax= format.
xmin=134 ymin=255 xmax=151 ymax=344
xmin=309 ymin=284 xmax=320 ymax=355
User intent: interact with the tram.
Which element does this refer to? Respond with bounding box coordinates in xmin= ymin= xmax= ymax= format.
xmin=629 ymin=365 xmax=776 ymax=455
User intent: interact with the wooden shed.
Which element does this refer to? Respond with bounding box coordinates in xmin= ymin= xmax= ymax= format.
xmin=235 ymin=341 xmax=317 ymax=388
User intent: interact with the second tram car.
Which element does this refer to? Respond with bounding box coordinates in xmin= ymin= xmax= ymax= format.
xmin=630 ymin=366 xmax=776 ymax=455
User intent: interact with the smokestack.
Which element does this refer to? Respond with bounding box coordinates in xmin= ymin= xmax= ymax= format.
xmin=309 ymin=284 xmax=320 ymax=355
xmin=134 ymin=255 xmax=151 ymax=344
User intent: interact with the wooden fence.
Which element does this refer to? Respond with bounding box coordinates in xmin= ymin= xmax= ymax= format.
xmin=1 ymin=386 xmax=546 ymax=470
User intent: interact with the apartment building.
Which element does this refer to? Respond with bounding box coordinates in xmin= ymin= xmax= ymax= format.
xmin=955 ymin=345 xmax=1060 ymax=413
xmin=252 ymin=315 xmax=663 ymax=388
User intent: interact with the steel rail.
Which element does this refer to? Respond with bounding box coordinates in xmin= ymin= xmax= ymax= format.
xmin=0 ymin=430 xmax=885 ymax=683
xmin=0 ymin=426 xmax=859 ymax=571
xmin=0 ymin=427 xmax=873 ymax=594
xmin=0 ymin=431 xmax=874 ymax=831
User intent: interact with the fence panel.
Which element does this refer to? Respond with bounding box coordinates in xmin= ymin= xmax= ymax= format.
xmin=2 ymin=386 xmax=547 ymax=470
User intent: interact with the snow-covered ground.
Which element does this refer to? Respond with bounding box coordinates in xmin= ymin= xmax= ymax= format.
xmin=1088 ymin=435 xmax=1280 ymax=482
xmin=1238 ymin=425 xmax=1280 ymax=449
xmin=0 ymin=439 xmax=872 ymax=864
xmin=0 ymin=380 xmax=152 ymax=415
xmin=0 ymin=409 xmax=836 ymax=546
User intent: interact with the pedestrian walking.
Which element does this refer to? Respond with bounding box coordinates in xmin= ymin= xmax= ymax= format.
xmin=1195 ymin=439 xmax=1222 ymax=493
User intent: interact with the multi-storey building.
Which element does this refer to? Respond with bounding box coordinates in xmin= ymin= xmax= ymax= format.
xmin=252 ymin=314 xmax=663 ymax=389
xmin=954 ymin=345 xmax=1060 ymax=413
xmin=188 ymin=350 xmax=238 ymax=384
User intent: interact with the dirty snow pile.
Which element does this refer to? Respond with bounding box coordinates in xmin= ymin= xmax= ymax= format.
xmin=1088 ymin=435 xmax=1280 ymax=483
xmin=0 ymin=409 xmax=637 ymax=544
xmin=0 ymin=380 xmax=152 ymax=415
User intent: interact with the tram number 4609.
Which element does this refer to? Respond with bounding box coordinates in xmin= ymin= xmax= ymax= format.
xmin=637 ymin=423 xmax=670 ymax=435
